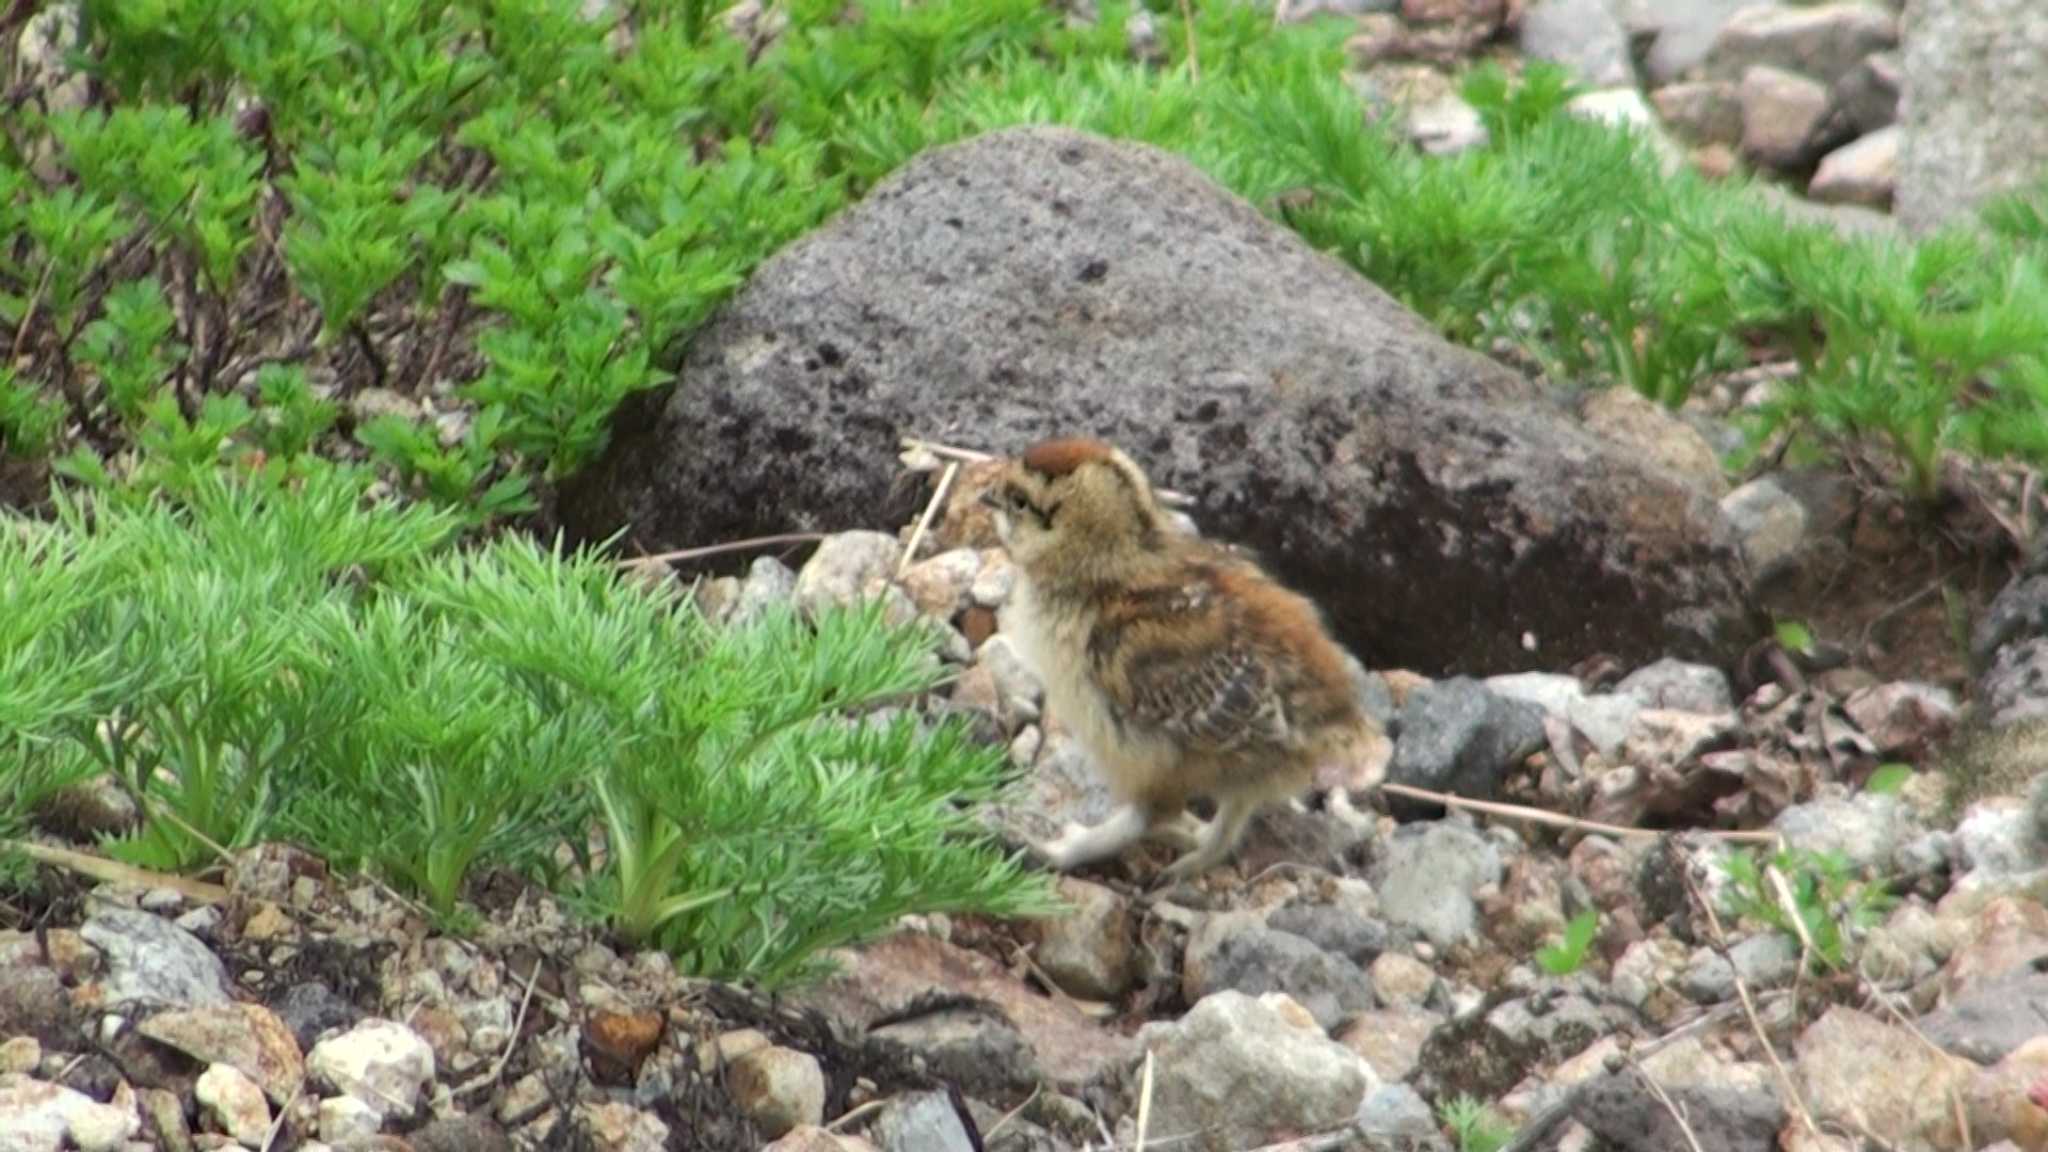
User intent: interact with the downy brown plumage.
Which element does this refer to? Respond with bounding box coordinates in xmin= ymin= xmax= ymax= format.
xmin=983 ymin=436 xmax=1386 ymax=880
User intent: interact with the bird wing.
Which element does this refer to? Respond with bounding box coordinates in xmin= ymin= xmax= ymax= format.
xmin=1091 ymin=570 xmax=1293 ymax=755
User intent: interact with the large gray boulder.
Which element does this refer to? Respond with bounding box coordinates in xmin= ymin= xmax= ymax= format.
xmin=1895 ymin=0 xmax=2048 ymax=233
xmin=560 ymin=125 xmax=1757 ymax=675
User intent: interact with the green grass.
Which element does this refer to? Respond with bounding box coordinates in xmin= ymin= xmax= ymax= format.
xmin=1439 ymin=1094 xmax=1515 ymax=1152
xmin=0 ymin=0 xmax=2043 ymax=517
xmin=0 ymin=463 xmax=1053 ymax=984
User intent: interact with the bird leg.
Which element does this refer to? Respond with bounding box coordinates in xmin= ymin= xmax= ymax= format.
xmin=1030 ymin=804 xmax=1153 ymax=872
xmin=1158 ymin=795 xmax=1258 ymax=881
xmin=1142 ymin=809 xmax=1207 ymax=852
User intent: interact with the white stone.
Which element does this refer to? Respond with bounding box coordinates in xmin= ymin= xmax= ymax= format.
xmin=196 ymin=1063 xmax=271 ymax=1146
xmin=317 ymin=1095 xmax=382 ymax=1144
xmin=306 ymin=1020 xmax=435 ymax=1121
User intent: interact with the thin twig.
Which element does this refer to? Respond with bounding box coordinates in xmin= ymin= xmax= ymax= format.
xmin=1682 ymin=857 xmax=1821 ymax=1141
xmin=901 ymin=436 xmax=1196 ymax=508
xmin=1764 ymin=863 xmax=1816 ymax=1009
xmin=1857 ymin=573 xmax=1948 ymax=653
xmin=614 ymin=533 xmax=828 ymax=572
xmin=451 ymin=955 xmax=543 ymax=1099
xmin=897 ymin=460 xmax=959 ymax=579
xmin=145 ymin=801 xmax=238 ymax=870
xmin=256 ymin=1087 xmax=300 ymax=1152
xmin=981 ymin=1084 xmax=1040 ymax=1141
xmin=1860 ymin=977 xmax=1971 ymax=1151
xmin=1628 ymin=1057 xmax=1706 ymax=1152
xmin=1375 ymin=783 xmax=1783 ymax=844
xmin=1134 ymin=1050 xmax=1156 ymax=1150
xmin=824 ymin=1099 xmax=887 ymax=1133
xmin=0 ymin=839 xmax=228 ymax=904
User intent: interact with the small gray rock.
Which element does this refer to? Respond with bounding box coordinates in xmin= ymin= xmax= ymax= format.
xmin=1842 ymin=678 xmax=1956 ymax=758
xmin=1917 ymin=962 xmax=2048 ymax=1063
xmin=1808 ymin=125 xmax=1899 ymax=210
xmin=1829 ymin=50 xmax=1899 ymax=134
xmin=1955 ymin=801 xmax=2038 ymax=879
xmin=731 ymin=556 xmax=797 ymax=624
xmin=1653 ymin=80 xmax=1743 ymax=146
xmin=1616 ymin=657 xmax=1734 ymax=714
xmin=872 ymin=1090 xmax=976 ymax=1152
xmin=1485 ymin=671 xmax=1640 ymax=756
xmin=78 ymin=907 xmax=232 ymax=1011
xmin=1573 ymin=1072 xmax=1786 ymax=1152
xmin=1521 ymin=0 xmax=1636 ymax=88
xmin=1268 ymin=903 xmax=1392 ymax=968
xmin=1979 ymin=637 xmax=2048 ymax=729
xmin=1357 ymin=1083 xmax=1451 ymax=1152
xmin=1640 ymin=0 xmax=1755 ymax=85
xmin=1370 ymin=821 xmax=1504 ymax=948
xmin=1486 ymin=993 xmax=1618 ymax=1059
xmin=870 ymin=1010 xmax=1038 ymax=1106
xmin=1895 ymin=830 xmax=1956 ymax=893
xmin=1387 ymin=678 xmax=1546 ymax=820
xmin=1738 ymin=64 xmax=1840 ymax=173
xmin=1719 ymin=477 xmax=1808 ymax=584
xmin=729 ymin=1046 xmax=826 ymax=1139
xmin=1972 ymin=573 xmax=2048 ymax=669
xmin=1729 ymin=933 xmax=1800 ymax=989
xmin=1772 ymin=792 xmax=1912 ymax=872
xmin=1135 ymin=990 xmax=1372 ymax=1152
xmin=1706 ymin=3 xmax=1898 ymax=89
xmin=307 ymin=1019 xmax=436 ymax=1122
xmin=270 ymin=981 xmax=359 ymax=1054
xmin=1680 ymin=947 xmax=1737 ymax=1003
xmin=1028 ymin=877 xmax=1134 ymax=1000
xmin=1184 ymin=926 xmax=1376 ymax=1032
xmin=792 ymin=531 xmax=901 ymax=618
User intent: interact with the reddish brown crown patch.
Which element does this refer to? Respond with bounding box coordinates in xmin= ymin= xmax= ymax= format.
xmin=1021 ymin=437 xmax=1117 ymax=477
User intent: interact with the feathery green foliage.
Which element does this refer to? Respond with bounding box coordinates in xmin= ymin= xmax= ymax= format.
xmin=1720 ymin=846 xmax=1896 ymax=973
xmin=1 ymin=0 xmax=2042 ymax=517
xmin=1439 ymin=1094 xmax=1516 ymax=1152
xmin=0 ymin=467 xmax=1050 ymax=974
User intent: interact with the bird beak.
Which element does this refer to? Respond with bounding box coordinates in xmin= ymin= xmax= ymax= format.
xmin=977 ymin=488 xmax=1000 ymax=510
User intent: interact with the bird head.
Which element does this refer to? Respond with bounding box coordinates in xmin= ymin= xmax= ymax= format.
xmin=982 ymin=436 xmax=1170 ymax=579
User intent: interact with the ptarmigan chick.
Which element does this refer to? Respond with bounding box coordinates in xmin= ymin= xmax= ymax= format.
xmin=984 ymin=435 xmax=1387 ymax=881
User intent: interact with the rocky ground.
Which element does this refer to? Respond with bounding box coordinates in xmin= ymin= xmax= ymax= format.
xmin=1320 ymin=0 xmax=2023 ymax=236
xmin=12 ymin=458 xmax=2048 ymax=1152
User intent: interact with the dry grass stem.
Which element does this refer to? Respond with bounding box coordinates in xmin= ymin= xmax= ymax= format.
xmin=452 ymin=956 xmax=543 ymax=1099
xmin=1629 ymin=1057 xmax=1707 ymax=1152
xmin=1134 ymin=1050 xmax=1156 ymax=1151
xmin=1682 ymin=857 xmax=1821 ymax=1140
xmin=897 ymin=460 xmax=960 ymax=578
xmin=2 ymin=839 xmax=228 ymax=904
xmin=824 ymin=1100 xmax=887 ymax=1133
xmin=1860 ymin=978 xmax=1971 ymax=1151
xmin=615 ymin=532 xmax=829 ymax=572
xmin=1375 ymin=783 xmax=1783 ymax=845
xmin=900 ymin=436 xmax=1195 ymax=508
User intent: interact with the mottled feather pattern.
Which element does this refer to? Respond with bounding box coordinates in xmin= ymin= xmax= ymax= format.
xmin=1087 ymin=564 xmax=1296 ymax=756
xmin=989 ymin=434 xmax=1388 ymax=878
xmin=1127 ymin=641 xmax=1291 ymax=754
